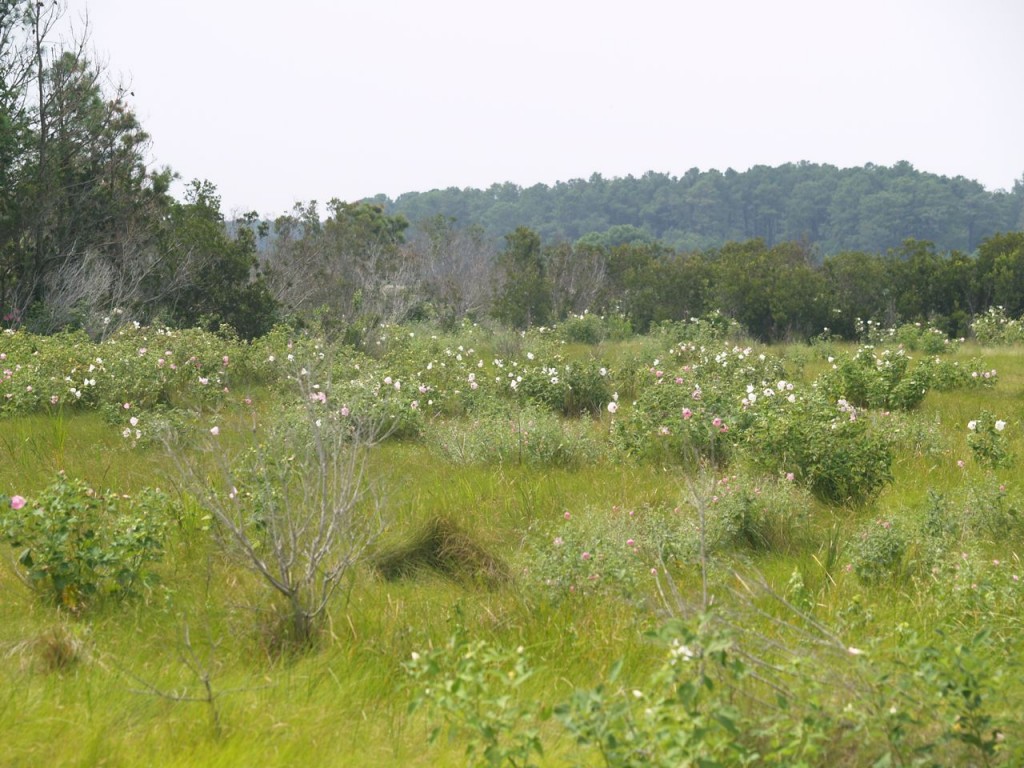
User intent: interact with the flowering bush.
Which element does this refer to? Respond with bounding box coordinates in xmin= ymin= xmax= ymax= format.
xmin=970 ymin=306 xmax=1024 ymax=345
xmin=818 ymin=346 xmax=930 ymax=411
xmin=966 ymin=412 xmax=1011 ymax=468
xmin=743 ymin=391 xmax=894 ymax=505
xmin=0 ymin=475 xmax=168 ymax=608
xmin=525 ymin=504 xmax=679 ymax=603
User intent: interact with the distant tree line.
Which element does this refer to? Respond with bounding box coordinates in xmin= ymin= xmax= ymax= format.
xmin=264 ymin=206 xmax=1024 ymax=343
xmin=3 ymin=1 xmax=1024 ymax=343
xmin=373 ymin=163 xmax=1024 ymax=257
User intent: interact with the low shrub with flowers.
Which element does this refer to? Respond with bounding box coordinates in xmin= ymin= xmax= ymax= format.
xmin=610 ymin=343 xmax=786 ymax=465
xmin=525 ymin=505 xmax=681 ymax=604
xmin=0 ymin=475 xmax=169 ymax=609
xmin=856 ymin=318 xmax=962 ymax=354
xmin=553 ymin=311 xmax=632 ymax=344
xmin=818 ymin=345 xmax=931 ymax=411
xmin=966 ymin=411 xmax=1011 ymax=468
xmin=743 ymin=389 xmax=894 ymax=505
xmin=970 ymin=305 xmax=1024 ymax=345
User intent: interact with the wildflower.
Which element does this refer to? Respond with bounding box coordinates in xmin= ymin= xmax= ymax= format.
xmin=607 ymin=401 xmax=618 ymax=414
xmin=553 ymin=536 xmax=564 ymax=547
xmin=581 ymin=552 xmax=591 ymax=561
xmin=995 ymin=420 xmax=1006 ymax=432
xmin=968 ymin=420 xmax=977 ymax=431
xmin=340 ymin=406 xmax=350 ymax=417
xmin=130 ymin=416 xmax=139 ymax=427
xmin=564 ymin=511 xmax=571 ymax=520
xmin=712 ymin=417 xmax=722 ymax=428
xmin=957 ymin=459 xmax=965 ymax=468
xmin=682 ymin=408 xmax=692 ymax=420
xmin=210 ymin=426 xmax=220 ymax=436
xmin=626 ymin=538 xmax=635 ymax=547
xmin=785 ymin=472 xmax=795 ymax=482
xmin=10 ymin=495 xmax=26 ymax=510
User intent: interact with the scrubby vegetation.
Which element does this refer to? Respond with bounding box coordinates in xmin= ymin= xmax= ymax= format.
xmin=2 ymin=313 xmax=1024 ymax=766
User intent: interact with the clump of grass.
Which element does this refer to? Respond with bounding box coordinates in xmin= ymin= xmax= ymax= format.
xmin=372 ymin=517 xmax=509 ymax=586
xmin=35 ymin=622 xmax=87 ymax=672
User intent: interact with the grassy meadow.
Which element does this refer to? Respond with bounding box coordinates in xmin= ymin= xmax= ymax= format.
xmin=2 ymin=317 xmax=1024 ymax=767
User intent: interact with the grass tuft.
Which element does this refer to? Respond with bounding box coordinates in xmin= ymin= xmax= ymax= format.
xmin=372 ymin=517 xmax=510 ymax=586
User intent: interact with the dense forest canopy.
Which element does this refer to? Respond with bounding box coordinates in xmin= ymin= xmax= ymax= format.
xmin=372 ymin=163 xmax=1024 ymax=257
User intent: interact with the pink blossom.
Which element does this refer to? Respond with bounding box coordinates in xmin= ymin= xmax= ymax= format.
xmin=340 ymin=406 xmax=350 ymax=417
xmin=682 ymin=408 xmax=692 ymax=420
xmin=564 ymin=511 xmax=571 ymax=520
xmin=712 ymin=417 xmax=722 ymax=428
xmin=10 ymin=495 xmax=26 ymax=510
xmin=581 ymin=551 xmax=591 ymax=561
xmin=626 ymin=538 xmax=635 ymax=547
xmin=785 ymin=472 xmax=795 ymax=482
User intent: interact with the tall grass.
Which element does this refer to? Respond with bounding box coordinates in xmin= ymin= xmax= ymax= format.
xmin=1 ymin=335 xmax=1023 ymax=765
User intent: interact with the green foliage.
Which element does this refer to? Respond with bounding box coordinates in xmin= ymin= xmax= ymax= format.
xmin=491 ymin=227 xmax=552 ymax=329
xmin=381 ymin=163 xmax=1020 ymax=257
xmin=555 ymin=616 xmax=757 ymax=767
xmin=425 ymin=403 xmax=603 ymax=468
xmin=848 ymin=518 xmax=907 ymax=584
xmin=709 ymin=473 xmax=814 ymax=554
xmin=743 ymin=391 xmax=894 ymax=505
xmin=971 ymin=306 xmax=1024 ymax=345
xmin=967 ymin=411 xmax=1012 ymax=468
xmin=0 ymin=474 xmax=168 ymax=608
xmin=405 ymin=624 xmax=547 ymax=768
xmin=817 ymin=345 xmax=931 ymax=410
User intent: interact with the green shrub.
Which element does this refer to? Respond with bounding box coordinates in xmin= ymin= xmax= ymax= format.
xmin=966 ymin=411 xmax=1011 ymax=468
xmin=743 ymin=391 xmax=894 ymax=505
xmin=849 ymin=518 xmax=907 ymax=584
xmin=0 ymin=475 xmax=168 ymax=609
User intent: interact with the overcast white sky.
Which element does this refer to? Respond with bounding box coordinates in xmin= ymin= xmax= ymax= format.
xmin=64 ymin=0 xmax=1024 ymax=218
